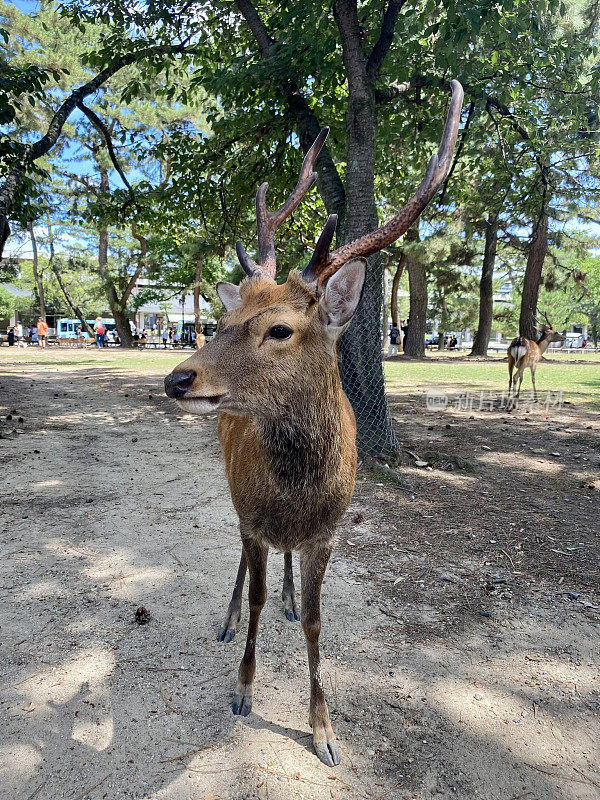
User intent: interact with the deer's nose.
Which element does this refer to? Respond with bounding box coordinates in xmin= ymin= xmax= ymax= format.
xmin=164 ymin=370 xmax=197 ymax=399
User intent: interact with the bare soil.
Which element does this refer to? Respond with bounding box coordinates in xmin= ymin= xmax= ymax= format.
xmin=1 ymin=350 xmax=599 ymax=800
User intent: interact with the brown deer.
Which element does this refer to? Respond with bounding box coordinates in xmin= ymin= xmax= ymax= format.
xmin=164 ymin=80 xmax=463 ymax=766
xmin=508 ymin=311 xmax=565 ymax=403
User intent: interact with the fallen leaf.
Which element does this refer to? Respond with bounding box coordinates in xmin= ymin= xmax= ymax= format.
xmin=551 ymin=725 xmax=564 ymax=744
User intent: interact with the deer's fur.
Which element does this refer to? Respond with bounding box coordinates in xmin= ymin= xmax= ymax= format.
xmin=508 ymin=323 xmax=565 ymax=402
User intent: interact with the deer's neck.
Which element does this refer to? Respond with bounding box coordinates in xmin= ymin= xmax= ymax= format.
xmin=256 ymin=367 xmax=345 ymax=490
xmin=537 ymin=336 xmax=551 ymax=355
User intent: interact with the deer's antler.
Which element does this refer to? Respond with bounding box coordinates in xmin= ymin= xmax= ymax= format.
xmin=236 ymin=127 xmax=330 ymax=279
xmin=537 ymin=307 xmax=552 ymax=327
xmin=304 ymin=80 xmax=464 ymax=285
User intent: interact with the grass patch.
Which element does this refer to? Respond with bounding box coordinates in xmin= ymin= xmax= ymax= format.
xmin=384 ymin=357 xmax=600 ymax=408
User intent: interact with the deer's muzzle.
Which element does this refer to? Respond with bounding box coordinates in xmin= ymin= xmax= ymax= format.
xmin=164 ymin=369 xmax=197 ymax=399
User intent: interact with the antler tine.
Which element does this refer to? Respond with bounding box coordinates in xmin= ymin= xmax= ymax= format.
xmin=536 ymin=307 xmax=551 ymax=327
xmin=302 ymin=214 xmax=338 ymax=283
xmin=319 ymin=81 xmax=464 ymax=283
xmin=255 ymin=127 xmax=330 ymax=277
xmin=236 ymin=241 xmax=260 ymax=277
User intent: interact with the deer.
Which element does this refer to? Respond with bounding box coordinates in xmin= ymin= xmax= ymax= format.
xmin=507 ymin=310 xmax=565 ymax=403
xmin=164 ymin=80 xmax=463 ymax=766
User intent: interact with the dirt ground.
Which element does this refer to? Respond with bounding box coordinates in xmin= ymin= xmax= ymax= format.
xmin=1 ymin=349 xmax=599 ymax=800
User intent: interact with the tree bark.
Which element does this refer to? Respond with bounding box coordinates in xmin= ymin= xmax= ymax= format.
xmin=193 ymin=255 xmax=204 ymax=339
xmin=27 ymin=220 xmax=45 ymax=320
xmin=519 ymin=210 xmax=548 ymax=340
xmin=437 ymin=293 xmax=448 ymax=350
xmin=470 ymin=214 xmax=499 ymax=356
xmin=390 ymin=252 xmax=406 ymax=325
xmin=403 ymin=229 xmax=426 ymax=357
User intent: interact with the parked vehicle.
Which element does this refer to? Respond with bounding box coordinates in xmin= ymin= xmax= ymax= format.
xmin=55 ymin=318 xmax=117 ymax=339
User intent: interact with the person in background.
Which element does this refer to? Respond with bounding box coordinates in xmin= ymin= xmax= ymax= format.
xmin=7 ymin=327 xmax=15 ymax=346
xmin=401 ymin=318 xmax=409 ymax=348
xmin=388 ymin=322 xmax=400 ymax=358
xmin=173 ymin=327 xmax=180 ymax=346
xmin=94 ymin=317 xmax=105 ymax=348
xmin=37 ymin=316 xmax=49 ymax=350
xmin=75 ymin=325 xmax=85 ymax=348
xmin=162 ymin=326 xmax=169 ymax=348
xmin=14 ymin=321 xmax=25 ymax=348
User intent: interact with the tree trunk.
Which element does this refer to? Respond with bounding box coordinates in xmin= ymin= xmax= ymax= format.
xmin=100 ymin=228 xmax=133 ymax=347
xmin=95 ymin=169 xmax=134 ymax=347
xmin=390 ymin=252 xmax=406 ymax=326
xmin=193 ymin=255 xmax=204 ymax=340
xmin=437 ymin=293 xmax=448 ymax=350
xmin=470 ymin=214 xmax=498 ymax=356
xmin=403 ymin=229 xmax=427 ymax=358
xmin=27 ymin=221 xmax=45 ymax=319
xmin=333 ymin=0 xmax=399 ymax=458
xmin=519 ymin=210 xmax=548 ymax=340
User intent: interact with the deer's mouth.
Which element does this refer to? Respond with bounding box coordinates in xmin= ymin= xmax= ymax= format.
xmin=176 ymin=394 xmax=227 ymax=415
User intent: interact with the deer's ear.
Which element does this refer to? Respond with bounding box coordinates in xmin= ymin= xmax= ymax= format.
xmin=217 ymin=282 xmax=243 ymax=311
xmin=319 ymin=258 xmax=366 ymax=340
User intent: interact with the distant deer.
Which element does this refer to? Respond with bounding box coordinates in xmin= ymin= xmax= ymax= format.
xmin=164 ymin=81 xmax=463 ymax=766
xmin=508 ymin=311 xmax=565 ymax=402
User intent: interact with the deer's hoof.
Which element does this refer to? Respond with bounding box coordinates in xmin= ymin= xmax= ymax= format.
xmin=232 ymin=693 xmax=252 ymax=716
xmin=314 ymin=738 xmax=341 ymax=767
xmin=284 ymin=605 xmax=300 ymax=622
xmin=217 ymin=626 xmax=236 ymax=643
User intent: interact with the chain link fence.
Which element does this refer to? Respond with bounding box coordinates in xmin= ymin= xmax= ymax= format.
xmin=338 ymin=263 xmax=400 ymax=460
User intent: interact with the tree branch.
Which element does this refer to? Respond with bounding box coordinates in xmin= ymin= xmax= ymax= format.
xmin=333 ymin=0 xmax=369 ymax=96
xmin=77 ymin=101 xmax=134 ymax=196
xmin=234 ymin=0 xmax=346 ymax=217
xmin=366 ymin=1 xmax=405 ymax=82
xmin=120 ymin=220 xmax=148 ymax=310
xmin=438 ymin=100 xmax=475 ymax=204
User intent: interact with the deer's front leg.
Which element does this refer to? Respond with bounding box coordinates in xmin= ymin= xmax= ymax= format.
xmin=232 ymin=536 xmax=268 ymax=717
xmin=282 ymin=551 xmax=300 ymax=621
xmin=217 ymin=548 xmax=247 ymax=643
xmin=300 ymin=541 xmax=340 ymax=767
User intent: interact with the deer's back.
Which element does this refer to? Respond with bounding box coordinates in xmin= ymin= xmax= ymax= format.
xmin=218 ymin=398 xmax=357 ymax=550
xmin=507 ymin=336 xmax=540 ymax=365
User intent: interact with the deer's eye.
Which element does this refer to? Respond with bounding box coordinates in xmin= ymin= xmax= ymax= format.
xmin=268 ymin=325 xmax=293 ymax=340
